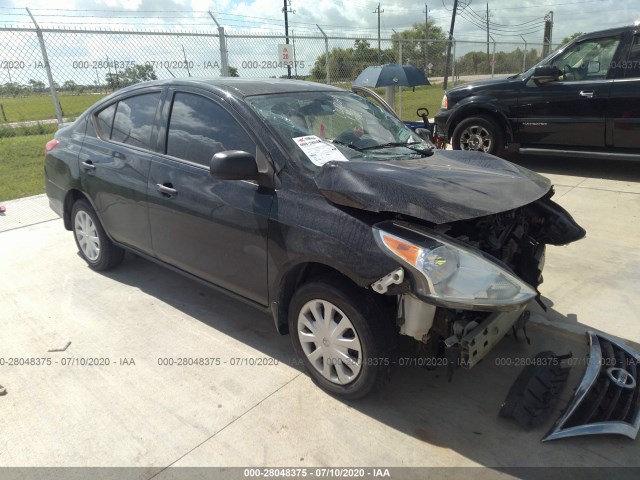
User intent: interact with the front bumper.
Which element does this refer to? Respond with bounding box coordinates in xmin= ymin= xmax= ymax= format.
xmin=433 ymin=109 xmax=454 ymax=139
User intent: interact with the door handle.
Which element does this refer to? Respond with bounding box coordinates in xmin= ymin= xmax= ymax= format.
xmin=81 ymin=160 xmax=96 ymax=170
xmin=156 ymin=183 xmax=177 ymax=197
xmin=579 ymin=90 xmax=595 ymax=98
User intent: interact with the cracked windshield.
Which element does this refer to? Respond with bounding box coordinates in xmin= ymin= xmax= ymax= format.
xmin=246 ymin=91 xmax=433 ymax=168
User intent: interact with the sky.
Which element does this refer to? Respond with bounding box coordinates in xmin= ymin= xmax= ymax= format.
xmin=1 ymin=0 xmax=639 ymax=85
xmin=1 ymin=0 xmax=639 ymax=44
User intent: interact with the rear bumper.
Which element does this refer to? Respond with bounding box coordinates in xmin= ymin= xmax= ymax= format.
xmin=45 ymin=178 xmax=65 ymax=219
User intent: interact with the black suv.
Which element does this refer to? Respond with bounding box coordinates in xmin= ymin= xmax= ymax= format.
xmin=435 ymin=25 xmax=640 ymax=159
xmin=45 ymin=78 xmax=584 ymax=399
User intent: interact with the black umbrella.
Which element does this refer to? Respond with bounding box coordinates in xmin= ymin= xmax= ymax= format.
xmin=353 ymin=63 xmax=430 ymax=88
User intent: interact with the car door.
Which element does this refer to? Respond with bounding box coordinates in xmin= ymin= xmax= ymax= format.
xmin=608 ymin=32 xmax=640 ymax=150
xmin=79 ymin=90 xmax=160 ymax=253
xmin=147 ymin=88 xmax=273 ymax=305
xmin=515 ymin=34 xmax=622 ymax=148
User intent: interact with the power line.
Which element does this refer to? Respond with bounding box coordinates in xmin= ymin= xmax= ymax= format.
xmin=458 ymin=11 xmax=544 ymax=36
xmin=463 ymin=6 xmax=545 ymax=27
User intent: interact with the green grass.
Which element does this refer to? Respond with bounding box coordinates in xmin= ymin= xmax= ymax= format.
xmin=0 ymin=86 xmax=444 ymax=124
xmin=0 ymin=93 xmax=107 ymax=122
xmin=0 ymin=133 xmax=51 ymax=201
xmin=335 ymin=82 xmax=445 ymax=121
xmin=396 ymin=85 xmax=446 ymax=121
xmin=0 ymin=122 xmax=58 ymax=138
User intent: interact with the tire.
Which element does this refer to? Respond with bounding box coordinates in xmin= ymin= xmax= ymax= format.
xmin=451 ymin=115 xmax=505 ymax=156
xmin=288 ymin=276 xmax=395 ymax=399
xmin=71 ymin=199 xmax=124 ymax=271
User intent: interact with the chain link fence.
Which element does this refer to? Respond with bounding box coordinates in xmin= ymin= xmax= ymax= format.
xmin=0 ymin=22 xmax=554 ymax=123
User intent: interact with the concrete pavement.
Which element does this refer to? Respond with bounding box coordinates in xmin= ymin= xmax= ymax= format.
xmin=1 ymin=159 xmax=639 ymax=476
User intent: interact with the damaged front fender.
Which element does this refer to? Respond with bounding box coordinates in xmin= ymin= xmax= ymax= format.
xmin=529 ymin=194 xmax=586 ymax=245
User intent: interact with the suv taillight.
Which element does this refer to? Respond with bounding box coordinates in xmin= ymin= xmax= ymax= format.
xmin=45 ymin=139 xmax=60 ymax=155
xmin=441 ymin=94 xmax=448 ymax=110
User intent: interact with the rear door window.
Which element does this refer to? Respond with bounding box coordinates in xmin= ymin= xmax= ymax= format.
xmin=624 ymin=35 xmax=640 ymax=78
xmin=111 ymin=93 xmax=160 ymax=149
xmin=166 ymin=92 xmax=255 ymax=166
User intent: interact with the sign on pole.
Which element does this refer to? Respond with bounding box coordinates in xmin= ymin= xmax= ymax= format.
xmin=278 ymin=44 xmax=292 ymax=63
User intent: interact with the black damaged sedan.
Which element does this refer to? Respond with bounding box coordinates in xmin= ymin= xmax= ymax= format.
xmin=45 ymin=78 xmax=585 ymax=398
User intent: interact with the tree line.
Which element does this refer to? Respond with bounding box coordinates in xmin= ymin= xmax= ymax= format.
xmin=307 ymin=24 xmax=585 ymax=81
xmin=1 ymin=27 xmax=585 ymax=97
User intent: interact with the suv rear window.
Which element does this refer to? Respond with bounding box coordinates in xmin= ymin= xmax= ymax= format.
xmin=625 ymin=35 xmax=640 ymax=78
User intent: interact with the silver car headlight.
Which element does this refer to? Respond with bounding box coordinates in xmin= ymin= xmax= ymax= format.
xmin=374 ymin=228 xmax=536 ymax=308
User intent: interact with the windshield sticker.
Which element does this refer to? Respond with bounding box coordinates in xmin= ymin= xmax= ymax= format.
xmin=293 ymin=135 xmax=349 ymax=166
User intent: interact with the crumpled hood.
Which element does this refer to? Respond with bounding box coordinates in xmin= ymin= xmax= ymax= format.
xmin=314 ymin=150 xmax=551 ymax=224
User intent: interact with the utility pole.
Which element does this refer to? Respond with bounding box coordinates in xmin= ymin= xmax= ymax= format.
xmin=542 ymin=11 xmax=553 ymax=57
xmin=442 ymin=0 xmax=458 ymax=90
xmin=292 ymin=29 xmax=298 ymax=78
xmin=423 ymin=3 xmax=429 ymax=72
xmin=486 ymin=3 xmax=490 ymax=68
xmin=373 ymin=3 xmax=384 ymax=63
xmin=282 ymin=0 xmax=295 ymax=79
xmin=548 ymin=11 xmax=554 ymax=48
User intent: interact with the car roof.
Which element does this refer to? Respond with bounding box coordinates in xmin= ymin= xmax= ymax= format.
xmin=115 ymin=77 xmax=344 ymax=99
xmin=577 ymin=25 xmax=637 ymax=41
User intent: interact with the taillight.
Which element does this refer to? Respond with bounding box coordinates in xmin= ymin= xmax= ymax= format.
xmin=45 ymin=139 xmax=60 ymax=155
xmin=441 ymin=94 xmax=448 ymax=110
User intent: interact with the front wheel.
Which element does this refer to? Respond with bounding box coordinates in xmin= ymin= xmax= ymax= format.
xmin=288 ymin=277 xmax=394 ymax=399
xmin=72 ymin=199 xmax=124 ymax=271
xmin=451 ymin=115 xmax=505 ymax=156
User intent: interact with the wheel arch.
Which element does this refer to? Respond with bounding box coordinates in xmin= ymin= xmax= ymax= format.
xmin=62 ymin=189 xmax=92 ymax=231
xmin=271 ymin=261 xmax=394 ymax=336
xmin=447 ymin=104 xmax=513 ymax=144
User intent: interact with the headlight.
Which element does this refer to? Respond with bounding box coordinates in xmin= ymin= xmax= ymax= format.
xmin=441 ymin=94 xmax=448 ymax=110
xmin=374 ymin=227 xmax=536 ymax=309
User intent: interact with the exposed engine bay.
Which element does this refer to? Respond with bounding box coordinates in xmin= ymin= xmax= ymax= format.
xmin=440 ymin=189 xmax=585 ymax=288
xmin=373 ymin=190 xmax=586 ymax=375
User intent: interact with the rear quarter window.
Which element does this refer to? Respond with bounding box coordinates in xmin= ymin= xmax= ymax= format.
xmin=111 ymin=93 xmax=160 ymax=150
xmin=95 ymin=103 xmax=116 ymax=138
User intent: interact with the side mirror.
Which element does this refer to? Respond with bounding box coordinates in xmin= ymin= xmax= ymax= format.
xmin=210 ymin=150 xmax=259 ymax=181
xmin=587 ymin=61 xmax=600 ymax=74
xmin=413 ymin=128 xmax=433 ymax=142
xmin=530 ymin=65 xmax=561 ymax=83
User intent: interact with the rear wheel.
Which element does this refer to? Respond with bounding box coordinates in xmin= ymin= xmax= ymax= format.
xmin=452 ymin=115 xmax=505 ymax=156
xmin=72 ymin=199 xmax=124 ymax=271
xmin=288 ymin=276 xmax=394 ymax=399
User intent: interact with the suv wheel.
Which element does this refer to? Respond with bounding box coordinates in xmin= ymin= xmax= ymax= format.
xmin=288 ymin=276 xmax=394 ymax=399
xmin=72 ymin=199 xmax=124 ymax=271
xmin=452 ymin=115 xmax=505 ymax=156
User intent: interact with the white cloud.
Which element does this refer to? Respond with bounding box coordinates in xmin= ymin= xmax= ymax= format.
xmin=1 ymin=0 xmax=639 ymax=84
xmin=3 ymin=0 xmax=639 ymax=42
